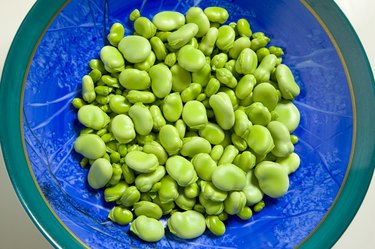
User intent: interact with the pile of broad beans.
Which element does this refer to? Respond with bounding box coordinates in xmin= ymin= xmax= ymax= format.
xmin=72 ymin=6 xmax=301 ymax=242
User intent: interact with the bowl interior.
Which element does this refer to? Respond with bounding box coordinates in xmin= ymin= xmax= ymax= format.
xmin=22 ymin=0 xmax=353 ymax=248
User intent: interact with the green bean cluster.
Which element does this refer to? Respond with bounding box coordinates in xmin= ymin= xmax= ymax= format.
xmin=72 ymin=6 xmax=301 ymax=242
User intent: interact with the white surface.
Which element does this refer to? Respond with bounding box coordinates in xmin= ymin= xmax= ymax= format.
xmin=0 ymin=1 xmax=374 ymax=248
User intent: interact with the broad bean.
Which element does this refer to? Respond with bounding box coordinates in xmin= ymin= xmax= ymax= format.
xmin=130 ymin=216 xmax=165 ymax=242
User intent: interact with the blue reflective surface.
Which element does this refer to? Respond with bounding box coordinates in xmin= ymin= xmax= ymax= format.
xmin=22 ymin=0 xmax=353 ymax=248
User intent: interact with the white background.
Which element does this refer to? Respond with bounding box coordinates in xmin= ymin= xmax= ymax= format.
xmin=0 ymin=0 xmax=374 ymax=248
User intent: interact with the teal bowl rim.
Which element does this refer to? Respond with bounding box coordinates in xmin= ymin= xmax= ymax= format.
xmin=0 ymin=0 xmax=374 ymax=248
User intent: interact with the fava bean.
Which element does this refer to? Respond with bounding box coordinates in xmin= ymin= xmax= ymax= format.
xmin=87 ymin=158 xmax=113 ymax=189
xmin=74 ymin=134 xmax=106 ymax=159
xmin=177 ymin=45 xmax=206 ymax=72
xmin=152 ymin=11 xmax=185 ymax=31
xmin=158 ymin=175 xmax=179 ymax=203
xmin=107 ymin=23 xmax=125 ymax=46
xmin=192 ymin=153 xmax=217 ymax=181
xmin=131 ymin=215 xmax=165 ymax=242
xmin=134 ymin=17 xmax=157 ymax=39
xmin=228 ymin=36 xmax=251 ymax=59
xmin=235 ymin=48 xmax=258 ymax=75
xmin=149 ymin=64 xmax=172 ymax=98
xmin=99 ymin=46 xmax=125 ymax=73
xmin=168 ymin=210 xmax=206 ymax=239
xmin=162 ymin=93 xmax=183 ymax=122
xmin=134 ymin=201 xmax=163 ymax=219
xmin=206 ymin=216 xmax=226 ymax=236
xmin=273 ymin=100 xmax=300 ymax=132
xmin=168 ymin=23 xmax=199 ymax=49
xmin=119 ymin=68 xmax=151 ymax=90
xmin=143 ymin=141 xmax=168 ymax=165
xmin=199 ymin=27 xmax=219 ymax=56
xmin=135 ymin=165 xmax=166 ymax=192
xmin=166 ymin=155 xmax=198 ymax=187
xmin=209 ymin=92 xmax=235 ymax=130
xmin=81 ymin=75 xmax=96 ymax=103
xmin=186 ymin=7 xmax=210 ymax=37
xmin=216 ymin=25 xmax=235 ymax=51
xmin=108 ymin=206 xmax=133 ymax=225
xmin=182 ymin=100 xmax=208 ymax=129
xmin=254 ymin=161 xmax=289 ymax=198
xmin=170 ymin=64 xmax=191 ymax=92
xmin=159 ymin=125 xmax=183 ymax=155
xmin=125 ymin=151 xmax=158 ymax=173
xmin=242 ymin=170 xmax=263 ymax=205
xmin=111 ymin=114 xmax=135 ymax=144
xmin=175 ymin=192 xmax=197 ymax=210
xmin=78 ymin=105 xmax=110 ymax=130
xmin=128 ymin=103 xmax=153 ymax=135
xmin=150 ymin=36 xmax=167 ymax=61
xmin=252 ymin=82 xmax=279 ymax=111
xmin=224 ymin=191 xmax=246 ymax=215
xmin=267 ymin=121 xmax=294 ymax=157
xmin=118 ymin=35 xmax=151 ymax=63
xmin=204 ymin=7 xmax=229 ymax=24
xmin=198 ymin=122 xmax=225 ymax=145
xmin=192 ymin=63 xmax=211 ymax=87
xmin=212 ymin=164 xmax=246 ymax=191
xmin=275 ymin=64 xmax=301 ymax=100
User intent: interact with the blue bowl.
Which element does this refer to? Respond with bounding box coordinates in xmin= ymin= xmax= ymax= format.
xmin=1 ymin=0 xmax=374 ymax=248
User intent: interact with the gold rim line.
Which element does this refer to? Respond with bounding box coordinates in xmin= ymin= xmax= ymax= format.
xmin=296 ymin=0 xmax=357 ymax=247
xmin=20 ymin=0 xmax=89 ymax=248
xmin=19 ymin=0 xmax=357 ymax=248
